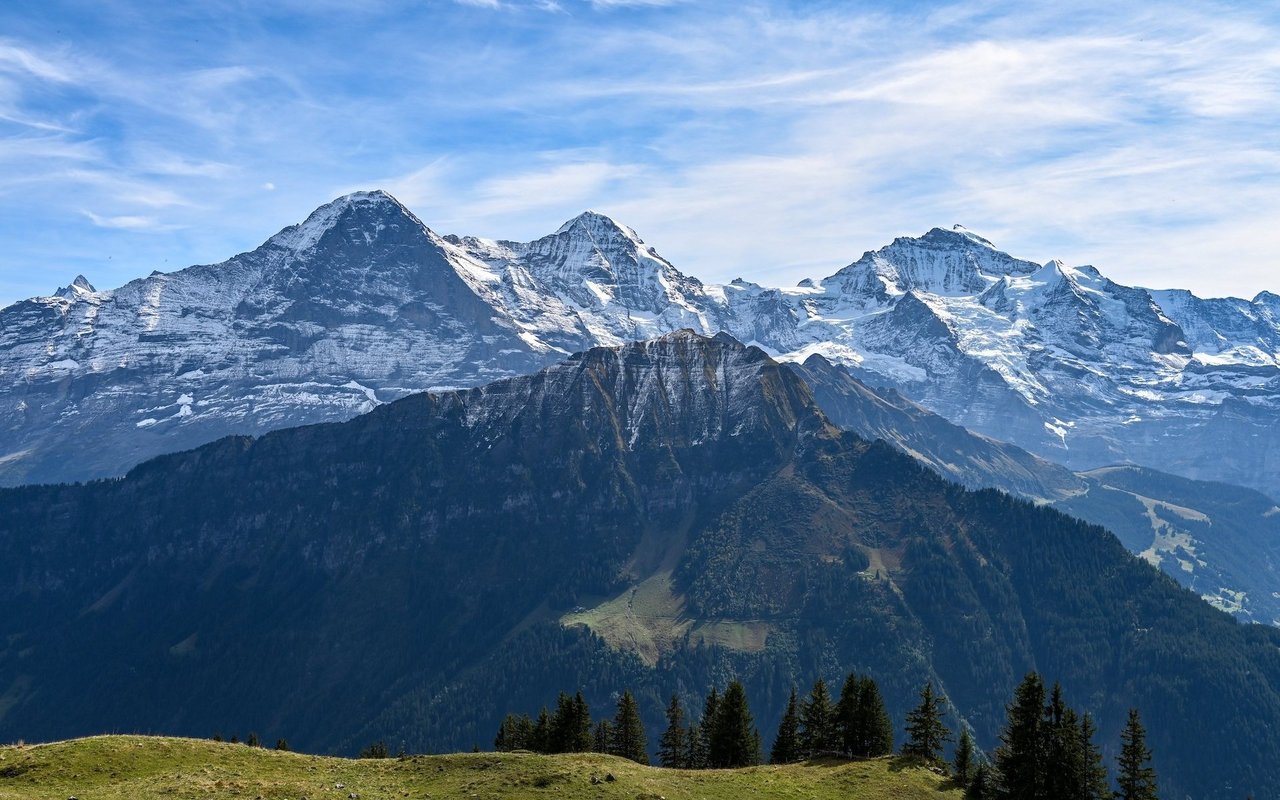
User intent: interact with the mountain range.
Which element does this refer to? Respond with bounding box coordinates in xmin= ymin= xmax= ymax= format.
xmin=5 ymin=190 xmax=1277 ymax=625
xmin=3 ymin=332 xmax=1279 ymax=800
xmin=5 ymin=190 xmax=1277 ymax=502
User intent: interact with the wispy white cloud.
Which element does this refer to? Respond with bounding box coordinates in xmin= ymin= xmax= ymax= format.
xmin=82 ymin=210 xmax=183 ymax=231
xmin=0 ymin=0 xmax=1278 ymax=305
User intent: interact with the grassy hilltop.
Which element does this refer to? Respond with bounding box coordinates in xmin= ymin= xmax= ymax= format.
xmin=0 ymin=735 xmax=960 ymax=800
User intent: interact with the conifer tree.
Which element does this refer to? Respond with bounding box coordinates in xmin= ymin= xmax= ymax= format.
xmin=966 ymin=761 xmax=994 ymax=800
xmin=658 ymin=694 xmax=689 ymax=768
xmin=685 ymin=721 xmax=703 ymax=769
xmin=612 ymin=690 xmax=648 ymax=764
xmin=274 ymin=739 xmax=289 ymax=752
xmin=1115 ymin=708 xmax=1157 ymax=800
xmin=709 ymin=680 xmax=758 ymax=768
xmin=550 ymin=692 xmax=592 ymax=753
xmin=863 ymin=677 xmax=894 ymax=757
xmin=246 ymin=732 xmax=260 ymax=748
xmin=571 ymin=691 xmax=593 ymax=753
xmin=903 ymin=682 xmax=951 ymax=763
xmin=1043 ymin=683 xmax=1074 ymax=800
xmin=698 ymin=688 xmax=719 ymax=766
xmin=495 ymin=713 xmax=533 ymax=752
xmin=996 ymin=672 xmax=1046 ymax=800
xmin=1079 ymin=714 xmax=1110 ymax=800
xmin=844 ymin=675 xmax=894 ymax=757
xmin=593 ymin=719 xmax=613 ymax=754
xmin=953 ymin=728 xmax=976 ymax=788
xmin=799 ymin=678 xmax=837 ymax=757
xmin=532 ymin=706 xmax=551 ymax=754
xmin=549 ymin=693 xmax=574 ymax=752
xmin=770 ymin=686 xmax=802 ymax=764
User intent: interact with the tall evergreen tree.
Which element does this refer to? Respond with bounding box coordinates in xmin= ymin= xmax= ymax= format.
xmin=709 ymin=680 xmax=758 ymax=768
xmin=532 ymin=706 xmax=551 ymax=754
xmin=770 ymin=686 xmax=802 ymax=764
xmin=698 ymin=688 xmax=720 ymax=767
xmin=1079 ymin=714 xmax=1110 ymax=800
xmin=954 ymin=728 xmax=976 ymax=788
xmin=1115 ymin=708 xmax=1157 ymax=800
xmin=857 ymin=676 xmax=895 ymax=757
xmin=685 ymin=722 xmax=703 ymax=769
xmin=593 ymin=719 xmax=613 ymax=754
xmin=836 ymin=674 xmax=894 ymax=757
xmin=495 ymin=713 xmax=533 ymax=752
xmin=996 ymin=672 xmax=1047 ymax=800
xmin=612 ymin=690 xmax=648 ymax=764
xmin=799 ymin=678 xmax=837 ymax=757
xmin=571 ymin=691 xmax=593 ymax=753
xmin=903 ymin=682 xmax=951 ymax=763
xmin=967 ymin=761 xmax=994 ymax=800
xmin=658 ymin=694 xmax=688 ymax=768
xmin=1043 ymin=683 xmax=1075 ymax=800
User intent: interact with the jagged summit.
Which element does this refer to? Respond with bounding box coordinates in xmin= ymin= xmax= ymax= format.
xmin=553 ymin=209 xmax=644 ymax=243
xmin=54 ymin=274 xmax=95 ymax=299
xmin=266 ymin=189 xmax=424 ymax=253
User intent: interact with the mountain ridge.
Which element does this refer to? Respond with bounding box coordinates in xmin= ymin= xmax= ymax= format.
xmin=3 ymin=189 xmax=1277 ymax=500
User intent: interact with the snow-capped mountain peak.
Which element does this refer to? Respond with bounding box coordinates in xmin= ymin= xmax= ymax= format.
xmin=265 ymin=189 xmax=420 ymax=254
xmin=3 ymin=191 xmax=1278 ymax=504
xmin=54 ymin=274 xmax=96 ymax=299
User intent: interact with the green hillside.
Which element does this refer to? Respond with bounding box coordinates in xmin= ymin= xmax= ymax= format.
xmin=0 ymin=736 xmax=959 ymax=800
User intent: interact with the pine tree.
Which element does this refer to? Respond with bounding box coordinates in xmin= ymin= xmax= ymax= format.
xmin=709 ymin=680 xmax=758 ymax=768
xmin=953 ymin=728 xmax=976 ymax=787
xmin=858 ymin=676 xmax=894 ymax=757
xmin=770 ymin=686 xmax=802 ymax=764
xmin=685 ymin=721 xmax=703 ymax=769
xmin=967 ymin=761 xmax=994 ymax=800
xmin=1080 ymin=714 xmax=1110 ymax=800
xmin=996 ymin=672 xmax=1047 ymax=800
xmin=496 ymin=713 xmax=533 ymax=752
xmin=658 ymin=694 xmax=689 ymax=768
xmin=612 ymin=689 xmax=648 ymax=764
xmin=246 ymin=732 xmax=260 ymax=748
xmin=532 ymin=706 xmax=551 ymax=754
xmin=903 ymin=682 xmax=951 ymax=763
xmin=698 ymin=688 xmax=719 ymax=767
xmin=836 ymin=674 xmax=894 ymax=758
xmin=1115 ymin=708 xmax=1157 ymax=800
xmin=571 ymin=691 xmax=593 ymax=753
xmin=593 ymin=719 xmax=613 ymax=754
xmin=1043 ymin=683 xmax=1075 ymax=800
xmin=550 ymin=692 xmax=592 ymax=753
xmin=274 ymin=739 xmax=289 ymax=751
xmin=799 ymin=678 xmax=837 ymax=757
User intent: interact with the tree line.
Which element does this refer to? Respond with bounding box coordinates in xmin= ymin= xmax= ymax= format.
xmin=493 ymin=670 xmax=1158 ymax=800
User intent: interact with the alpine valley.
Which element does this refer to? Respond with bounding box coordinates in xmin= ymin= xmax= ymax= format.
xmin=4 ymin=332 xmax=1280 ymax=800
xmin=4 ymin=191 xmax=1278 ymax=622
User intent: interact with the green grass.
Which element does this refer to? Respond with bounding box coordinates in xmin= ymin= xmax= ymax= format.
xmin=0 ymin=735 xmax=962 ymax=799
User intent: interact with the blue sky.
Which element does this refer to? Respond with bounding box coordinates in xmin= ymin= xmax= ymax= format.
xmin=1 ymin=0 xmax=1278 ymax=306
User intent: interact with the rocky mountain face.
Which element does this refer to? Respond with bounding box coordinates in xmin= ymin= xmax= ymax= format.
xmin=2 ymin=333 xmax=1279 ymax=800
xmin=4 ymin=191 xmax=1276 ymax=499
xmin=790 ymin=354 xmax=1280 ymax=626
